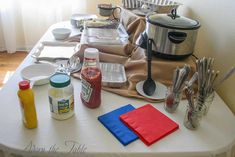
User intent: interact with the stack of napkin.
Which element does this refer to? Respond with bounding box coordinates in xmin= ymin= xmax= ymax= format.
xmin=98 ymin=104 xmax=179 ymax=146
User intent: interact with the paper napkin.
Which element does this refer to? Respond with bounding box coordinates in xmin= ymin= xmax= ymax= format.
xmin=120 ymin=104 xmax=179 ymax=146
xmin=98 ymin=104 xmax=138 ymax=146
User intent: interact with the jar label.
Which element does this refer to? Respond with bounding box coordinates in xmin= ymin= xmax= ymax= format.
xmin=81 ymin=78 xmax=93 ymax=103
xmin=49 ymin=95 xmax=74 ymax=114
xmin=83 ymin=58 xmax=97 ymax=67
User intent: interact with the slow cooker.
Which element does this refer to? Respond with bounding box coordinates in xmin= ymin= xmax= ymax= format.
xmin=137 ymin=9 xmax=201 ymax=60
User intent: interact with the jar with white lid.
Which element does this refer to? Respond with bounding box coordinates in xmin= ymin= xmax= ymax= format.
xmin=48 ymin=73 xmax=74 ymax=120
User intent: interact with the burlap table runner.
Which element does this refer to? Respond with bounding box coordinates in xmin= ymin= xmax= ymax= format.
xmin=72 ymin=8 xmax=197 ymax=102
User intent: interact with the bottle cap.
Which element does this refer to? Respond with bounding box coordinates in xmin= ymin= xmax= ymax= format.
xmin=19 ymin=80 xmax=30 ymax=90
xmin=84 ymin=48 xmax=99 ymax=60
xmin=50 ymin=73 xmax=71 ymax=88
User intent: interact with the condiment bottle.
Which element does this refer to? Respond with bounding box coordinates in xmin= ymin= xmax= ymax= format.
xmin=48 ymin=74 xmax=74 ymax=120
xmin=80 ymin=48 xmax=102 ymax=108
xmin=17 ymin=80 xmax=37 ymax=129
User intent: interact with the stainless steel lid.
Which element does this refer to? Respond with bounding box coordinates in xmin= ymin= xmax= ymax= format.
xmin=147 ymin=9 xmax=200 ymax=30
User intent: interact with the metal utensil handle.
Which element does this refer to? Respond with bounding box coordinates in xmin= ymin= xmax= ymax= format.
xmin=188 ymin=72 xmax=198 ymax=87
xmin=147 ymin=38 xmax=153 ymax=79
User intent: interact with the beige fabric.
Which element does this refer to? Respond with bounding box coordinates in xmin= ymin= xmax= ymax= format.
xmin=73 ymin=46 xmax=196 ymax=102
xmin=120 ymin=9 xmax=146 ymax=45
xmin=72 ymin=8 xmax=197 ymax=102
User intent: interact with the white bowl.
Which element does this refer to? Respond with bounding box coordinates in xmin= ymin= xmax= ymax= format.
xmin=21 ymin=63 xmax=56 ymax=85
xmin=52 ymin=28 xmax=71 ymax=40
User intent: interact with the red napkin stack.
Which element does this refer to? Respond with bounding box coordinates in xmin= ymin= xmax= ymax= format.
xmin=120 ymin=104 xmax=179 ymax=146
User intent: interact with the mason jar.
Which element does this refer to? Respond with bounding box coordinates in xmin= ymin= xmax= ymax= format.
xmin=164 ymin=87 xmax=182 ymax=113
xmin=203 ymin=92 xmax=215 ymax=115
xmin=48 ymin=73 xmax=74 ymax=120
xmin=184 ymin=107 xmax=202 ymax=130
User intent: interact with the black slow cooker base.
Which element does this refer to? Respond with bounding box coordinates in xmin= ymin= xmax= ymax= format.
xmin=152 ymin=51 xmax=193 ymax=60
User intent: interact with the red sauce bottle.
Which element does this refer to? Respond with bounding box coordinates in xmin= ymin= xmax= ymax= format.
xmin=80 ymin=48 xmax=102 ymax=108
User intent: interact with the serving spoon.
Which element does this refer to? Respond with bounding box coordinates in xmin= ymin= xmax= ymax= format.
xmin=143 ymin=39 xmax=156 ymax=96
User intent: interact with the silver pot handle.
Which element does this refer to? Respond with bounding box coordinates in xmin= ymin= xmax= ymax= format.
xmin=112 ymin=7 xmax=121 ymax=21
xmin=168 ymin=32 xmax=187 ymax=44
xmin=168 ymin=8 xmax=180 ymax=19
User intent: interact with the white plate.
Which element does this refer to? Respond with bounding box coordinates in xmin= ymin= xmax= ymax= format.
xmin=136 ymin=80 xmax=167 ymax=100
xmin=21 ymin=64 xmax=56 ymax=86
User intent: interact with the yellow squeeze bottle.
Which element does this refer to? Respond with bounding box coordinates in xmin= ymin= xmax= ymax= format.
xmin=17 ymin=80 xmax=37 ymax=129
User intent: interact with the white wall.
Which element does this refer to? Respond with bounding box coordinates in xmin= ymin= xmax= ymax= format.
xmin=176 ymin=0 xmax=235 ymax=114
xmin=0 ymin=15 xmax=5 ymax=51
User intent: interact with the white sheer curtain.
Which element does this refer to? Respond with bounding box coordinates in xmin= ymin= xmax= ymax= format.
xmin=0 ymin=0 xmax=87 ymax=53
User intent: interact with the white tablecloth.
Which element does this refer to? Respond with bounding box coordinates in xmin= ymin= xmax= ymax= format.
xmin=0 ymin=22 xmax=235 ymax=157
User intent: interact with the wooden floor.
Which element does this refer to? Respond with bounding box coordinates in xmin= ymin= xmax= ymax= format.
xmin=0 ymin=51 xmax=28 ymax=87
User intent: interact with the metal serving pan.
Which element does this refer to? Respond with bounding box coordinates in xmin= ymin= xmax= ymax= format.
xmin=100 ymin=63 xmax=127 ymax=88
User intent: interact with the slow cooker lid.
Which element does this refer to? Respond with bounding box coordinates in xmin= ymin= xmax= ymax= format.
xmin=147 ymin=11 xmax=200 ymax=30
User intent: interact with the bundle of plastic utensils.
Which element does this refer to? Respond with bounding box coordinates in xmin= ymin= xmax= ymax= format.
xmin=164 ymin=64 xmax=191 ymax=113
xmin=196 ymin=57 xmax=235 ymax=112
xmin=172 ymin=64 xmax=191 ymax=93
xmin=196 ymin=57 xmax=218 ymax=112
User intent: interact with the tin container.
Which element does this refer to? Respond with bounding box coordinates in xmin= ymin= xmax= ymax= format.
xmin=100 ymin=63 xmax=127 ymax=88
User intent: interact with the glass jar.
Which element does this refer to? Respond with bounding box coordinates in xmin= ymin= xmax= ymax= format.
xmin=164 ymin=87 xmax=182 ymax=113
xmin=80 ymin=48 xmax=102 ymax=108
xmin=48 ymin=74 xmax=74 ymax=120
xmin=184 ymin=107 xmax=201 ymax=130
xmin=203 ymin=92 xmax=215 ymax=115
xmin=195 ymin=91 xmax=215 ymax=117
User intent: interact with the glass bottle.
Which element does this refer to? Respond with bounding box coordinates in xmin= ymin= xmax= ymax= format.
xmin=17 ymin=80 xmax=37 ymax=129
xmin=80 ymin=48 xmax=102 ymax=108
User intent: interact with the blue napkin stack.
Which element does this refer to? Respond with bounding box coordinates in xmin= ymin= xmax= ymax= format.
xmin=98 ymin=104 xmax=138 ymax=146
